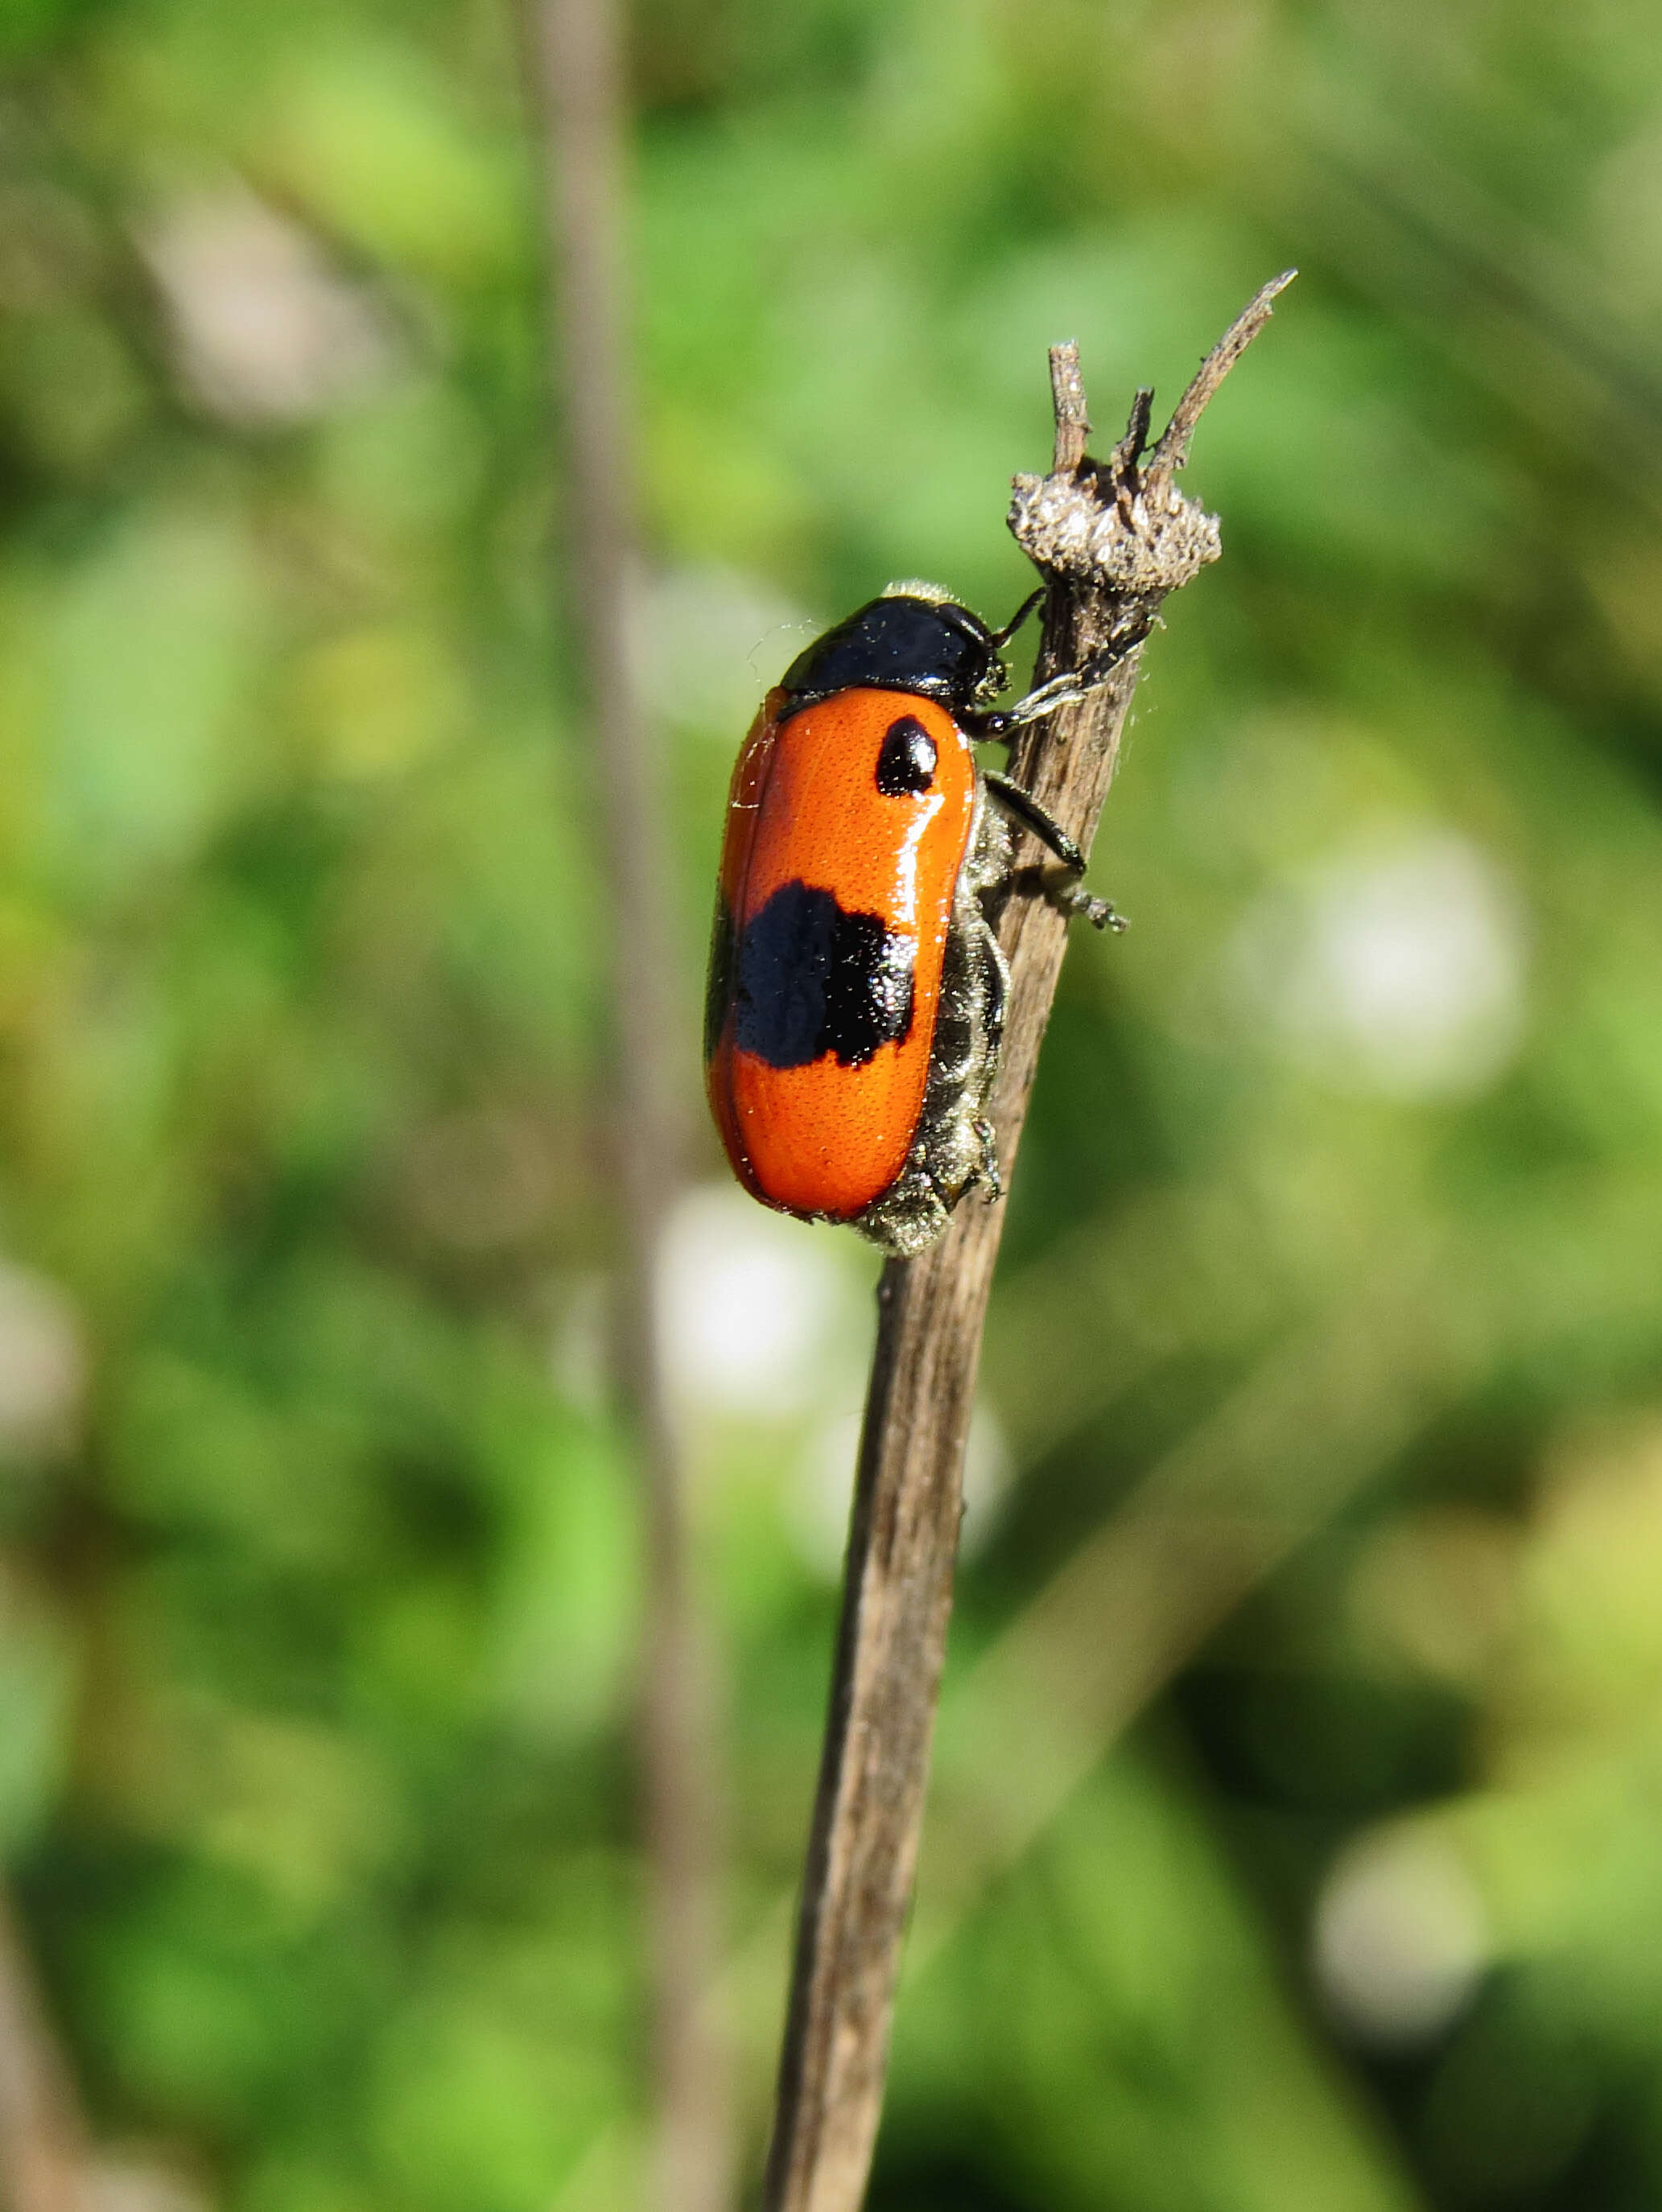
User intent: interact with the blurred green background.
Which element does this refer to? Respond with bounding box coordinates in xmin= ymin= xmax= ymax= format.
xmin=4 ymin=0 xmax=1662 ymax=2208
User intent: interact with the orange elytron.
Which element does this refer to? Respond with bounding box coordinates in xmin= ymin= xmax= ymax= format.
xmin=709 ymin=682 xmax=976 ymax=1221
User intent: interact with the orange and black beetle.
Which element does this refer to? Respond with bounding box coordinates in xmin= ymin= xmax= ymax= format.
xmin=704 ymin=583 xmax=1120 ymax=1258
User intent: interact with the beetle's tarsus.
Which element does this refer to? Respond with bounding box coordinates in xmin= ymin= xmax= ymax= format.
xmin=975 ymin=1118 xmax=1003 ymax=1200
xmin=1048 ymin=877 xmax=1128 ymax=933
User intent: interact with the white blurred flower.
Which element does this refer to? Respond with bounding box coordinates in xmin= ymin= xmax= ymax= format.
xmin=0 ymin=1263 xmax=85 ymax=1457
xmin=655 ymin=1182 xmax=866 ymax=1420
xmin=547 ymin=1271 xmax=611 ymax=1418
xmin=85 ymin=2154 xmax=211 ymax=2212
xmin=629 ymin=565 xmax=815 ymax=732
xmin=1314 ymin=1823 xmax=1489 ymax=2044
xmin=138 ymin=186 xmax=393 ymax=425
xmin=1232 ymin=831 xmax=1527 ymax=1098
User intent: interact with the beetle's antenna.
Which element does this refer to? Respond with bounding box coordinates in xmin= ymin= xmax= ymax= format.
xmin=989 ymin=587 xmax=1045 ymax=648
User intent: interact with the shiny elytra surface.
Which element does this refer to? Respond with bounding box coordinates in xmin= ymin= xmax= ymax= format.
xmin=707 ymin=685 xmax=977 ymax=1221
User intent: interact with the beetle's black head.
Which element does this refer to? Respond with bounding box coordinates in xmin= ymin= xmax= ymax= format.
xmin=779 ymin=585 xmax=1008 ymax=719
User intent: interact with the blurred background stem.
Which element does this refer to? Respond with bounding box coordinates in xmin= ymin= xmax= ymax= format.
xmin=0 ymin=1883 xmax=87 ymax=2212
xmin=520 ymin=5 xmax=729 ymax=2209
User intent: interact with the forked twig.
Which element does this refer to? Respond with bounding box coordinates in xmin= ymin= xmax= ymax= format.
xmin=1146 ymin=270 xmax=1296 ymax=492
xmin=761 ymin=276 xmax=1293 ymax=2212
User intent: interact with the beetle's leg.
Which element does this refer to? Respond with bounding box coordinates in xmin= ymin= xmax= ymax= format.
xmin=1004 ymin=664 xmax=1097 ymax=726
xmin=1045 ymin=877 xmax=1127 ymax=933
xmin=962 ymin=630 xmax=1144 ymax=740
xmin=982 ymin=771 xmax=1127 ymax=933
xmin=974 ymin=1117 xmax=1002 ymax=1201
xmin=982 ymin=770 xmax=1085 ymax=868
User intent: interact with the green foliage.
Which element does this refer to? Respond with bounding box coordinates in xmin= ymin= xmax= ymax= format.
xmin=3 ymin=2 xmax=1662 ymax=2209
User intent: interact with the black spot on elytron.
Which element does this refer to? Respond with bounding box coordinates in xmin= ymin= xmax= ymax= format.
xmin=734 ymin=881 xmax=915 ymax=1069
xmin=704 ymin=888 xmax=736 ymax=1063
xmin=875 ymin=715 xmax=938 ymax=796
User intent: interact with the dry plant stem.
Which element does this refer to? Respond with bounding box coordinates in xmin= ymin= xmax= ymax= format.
xmin=523 ymin=8 xmax=729 ymax=2211
xmin=761 ymin=274 xmax=1294 ymax=2212
xmin=0 ymin=1885 xmax=87 ymax=2212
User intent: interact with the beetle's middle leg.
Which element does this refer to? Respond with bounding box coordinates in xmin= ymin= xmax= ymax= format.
xmin=980 ymin=771 xmax=1126 ymax=933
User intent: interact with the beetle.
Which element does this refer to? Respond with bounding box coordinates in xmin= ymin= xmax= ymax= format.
xmin=704 ymin=582 xmax=1120 ymax=1258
